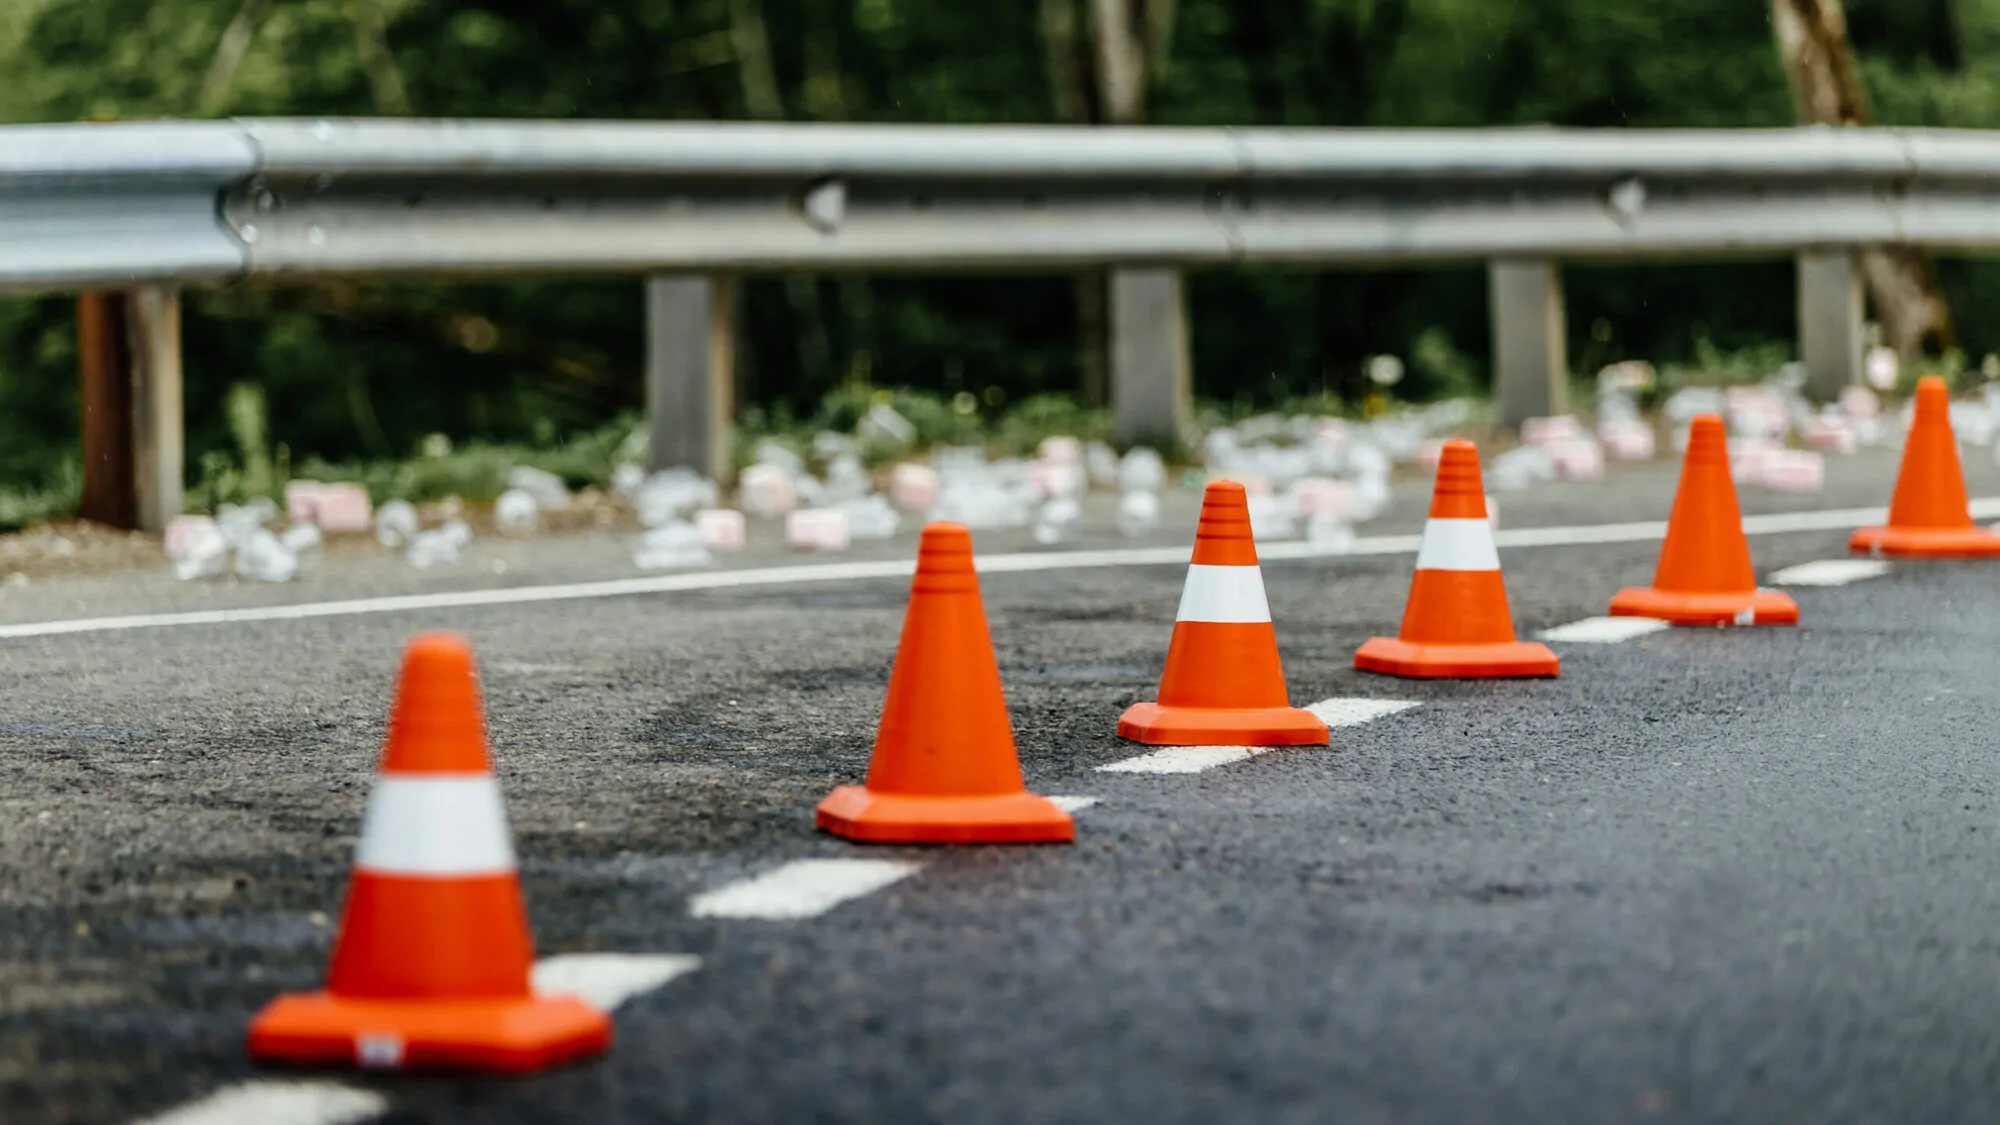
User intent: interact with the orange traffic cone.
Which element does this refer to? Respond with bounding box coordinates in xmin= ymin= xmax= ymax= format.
xmin=1609 ymin=414 xmax=1799 ymax=625
xmin=816 ymin=523 xmax=1074 ymax=844
xmin=1355 ymin=440 xmax=1559 ymax=678
xmin=249 ymin=633 xmax=609 ymax=1072
xmin=1850 ymin=376 xmax=2000 ymax=558
xmin=1117 ymin=481 xmax=1329 ymax=745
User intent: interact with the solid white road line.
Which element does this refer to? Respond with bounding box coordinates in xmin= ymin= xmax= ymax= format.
xmin=131 ymin=1081 xmax=386 ymax=1125
xmin=1097 ymin=745 xmax=1267 ymax=774
xmin=7 ymin=500 xmax=1991 ymax=643
xmin=1047 ymin=795 xmax=1100 ymax=813
xmin=688 ymin=858 xmax=921 ymax=921
xmin=1539 ymin=616 xmax=1673 ymax=644
xmin=1769 ymin=558 xmax=1892 ymax=587
xmin=531 ymin=952 xmax=702 ymax=1013
xmin=1305 ymin=697 xmax=1421 ymax=726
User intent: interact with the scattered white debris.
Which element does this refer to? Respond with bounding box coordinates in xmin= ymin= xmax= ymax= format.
xmin=738 ymin=463 xmax=798 ymax=520
xmin=1115 ymin=489 xmax=1161 ymax=537
xmin=168 ymin=519 xmax=231 ymax=581
xmin=1032 ymin=496 xmax=1080 ymax=545
xmin=493 ymin=488 xmax=540 ymax=535
xmin=506 ymin=466 xmax=571 ymax=511
xmin=233 ymin=529 xmax=298 ymax=583
xmin=842 ymin=495 xmax=900 ymax=540
xmin=374 ymin=499 xmax=419 ymax=548
xmin=633 ymin=521 xmax=712 ymax=570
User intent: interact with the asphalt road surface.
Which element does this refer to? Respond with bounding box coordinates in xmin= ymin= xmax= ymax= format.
xmin=3 ymin=450 xmax=2000 ymax=1124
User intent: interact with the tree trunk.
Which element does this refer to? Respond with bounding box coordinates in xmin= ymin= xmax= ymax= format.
xmin=1770 ymin=0 xmax=1956 ymax=356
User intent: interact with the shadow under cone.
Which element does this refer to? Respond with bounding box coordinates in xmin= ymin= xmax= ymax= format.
xmin=817 ymin=524 xmax=1073 ymax=844
xmin=1609 ymin=414 xmax=1798 ymax=625
xmin=1118 ymin=481 xmax=1327 ymax=745
xmin=248 ymin=633 xmax=609 ymax=1072
xmin=1355 ymin=441 xmax=1558 ymax=678
xmin=1850 ymin=376 xmax=2000 ymax=558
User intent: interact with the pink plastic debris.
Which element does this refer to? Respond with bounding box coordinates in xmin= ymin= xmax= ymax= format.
xmin=1521 ymin=415 xmax=1585 ymax=447
xmin=1027 ymin=459 xmax=1086 ymax=500
xmin=889 ymin=463 xmax=941 ymax=511
xmin=164 ymin=514 xmax=218 ymax=559
xmin=1598 ymin=419 xmax=1656 ymax=460
xmin=1546 ymin=437 xmax=1606 ymax=481
xmin=694 ymin=508 xmax=747 ymax=551
xmin=284 ymin=481 xmax=323 ymax=524
xmin=1760 ymin=450 xmax=1826 ymax=493
xmin=1729 ymin=438 xmax=1781 ymax=483
xmin=785 ymin=508 xmax=852 ymax=551
xmin=1839 ymin=385 xmax=1881 ymax=421
xmin=1293 ymin=477 xmax=1358 ymax=520
xmin=1037 ymin=436 xmax=1083 ymax=465
xmin=313 ymin=483 xmax=373 ymax=532
xmin=1801 ymin=416 xmax=1858 ymax=455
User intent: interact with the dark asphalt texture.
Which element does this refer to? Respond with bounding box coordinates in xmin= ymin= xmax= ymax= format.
xmin=2 ymin=456 xmax=1999 ymax=1124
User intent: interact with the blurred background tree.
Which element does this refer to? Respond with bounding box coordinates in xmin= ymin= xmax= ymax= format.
xmin=2 ymin=0 xmax=1998 ymax=495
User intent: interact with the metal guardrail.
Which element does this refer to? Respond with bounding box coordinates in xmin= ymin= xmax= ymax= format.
xmin=10 ymin=119 xmax=2000 ymax=290
xmin=4 ymin=118 xmax=1985 ymax=530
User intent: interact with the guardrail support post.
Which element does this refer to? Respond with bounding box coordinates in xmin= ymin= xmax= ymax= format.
xmin=128 ymin=287 xmax=184 ymax=532
xmin=78 ymin=288 xmax=185 ymax=532
xmin=1488 ymin=259 xmax=1569 ymax=427
xmin=1797 ymin=250 xmax=1863 ymax=401
xmin=1110 ymin=268 xmax=1191 ymax=448
xmin=645 ymin=274 xmax=736 ymax=482
xmin=78 ymin=292 xmax=136 ymax=529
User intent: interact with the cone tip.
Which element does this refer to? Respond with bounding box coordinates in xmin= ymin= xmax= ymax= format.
xmin=1204 ymin=479 xmax=1248 ymax=501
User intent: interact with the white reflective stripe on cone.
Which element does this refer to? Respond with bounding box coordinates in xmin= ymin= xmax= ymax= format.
xmin=353 ymin=775 xmax=516 ymax=877
xmin=1412 ymin=518 xmax=1500 ymax=572
xmin=1174 ymin=563 xmax=1272 ymax=623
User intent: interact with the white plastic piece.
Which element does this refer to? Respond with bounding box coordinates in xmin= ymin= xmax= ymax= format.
xmin=633 ymin=521 xmax=713 ymax=570
xmin=889 ymin=463 xmax=941 ymax=511
xmin=1117 ymin=447 xmax=1166 ymax=494
xmin=1115 ymin=490 xmax=1161 ymax=538
xmin=169 ymin=519 xmax=231 ymax=581
xmin=493 ymin=489 xmax=540 ymax=535
xmin=505 ymin=466 xmax=571 ymax=511
xmin=738 ymin=463 xmax=798 ymax=520
xmin=1031 ymin=496 xmax=1081 ymax=545
xmin=279 ymin=522 xmax=323 ymax=555
xmin=233 ymin=529 xmax=299 ymax=583
xmin=1246 ymin=492 xmax=1297 ymax=540
xmin=374 ymin=498 xmax=419 ymax=548
xmin=786 ymin=508 xmax=852 ymax=551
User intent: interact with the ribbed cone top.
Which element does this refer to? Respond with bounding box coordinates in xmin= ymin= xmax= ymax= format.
xmin=1190 ymin=481 xmax=1259 ymax=566
xmin=1886 ymin=376 xmax=1975 ymax=530
xmin=911 ymin=522 xmax=981 ymax=594
xmin=380 ymin=632 xmax=494 ymax=775
xmin=1428 ymin=441 xmax=1489 ymax=519
xmin=1683 ymin=414 xmax=1729 ymax=466
xmin=1912 ymin=376 xmax=1949 ymax=429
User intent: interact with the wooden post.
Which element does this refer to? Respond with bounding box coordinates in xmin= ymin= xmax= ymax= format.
xmin=77 ymin=291 xmax=138 ymax=529
xmin=645 ymin=274 xmax=737 ymax=482
xmin=1489 ymin=259 xmax=1570 ymax=427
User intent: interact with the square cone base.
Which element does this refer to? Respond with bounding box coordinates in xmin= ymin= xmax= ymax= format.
xmin=1850 ymin=525 xmax=2000 ymax=559
xmin=1354 ymin=637 xmax=1559 ymax=679
xmin=816 ymin=786 xmax=1074 ymax=844
xmin=1116 ymin=702 xmax=1330 ymax=746
xmin=248 ymin=991 xmax=610 ymax=1072
xmin=1609 ymin=586 xmax=1798 ymax=626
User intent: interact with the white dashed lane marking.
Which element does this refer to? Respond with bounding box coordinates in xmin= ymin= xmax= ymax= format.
xmin=1539 ymin=616 xmax=1672 ymax=644
xmin=689 ymin=858 xmax=921 ymax=921
xmin=1769 ymin=559 xmax=1891 ymax=587
xmin=130 ymin=1081 xmax=386 ymax=1125
xmin=1048 ymin=795 xmax=1100 ymax=813
xmin=1098 ymin=697 xmax=1418 ymax=774
xmin=1098 ymin=745 xmax=1268 ymax=774
xmin=531 ymin=952 xmax=702 ymax=1012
